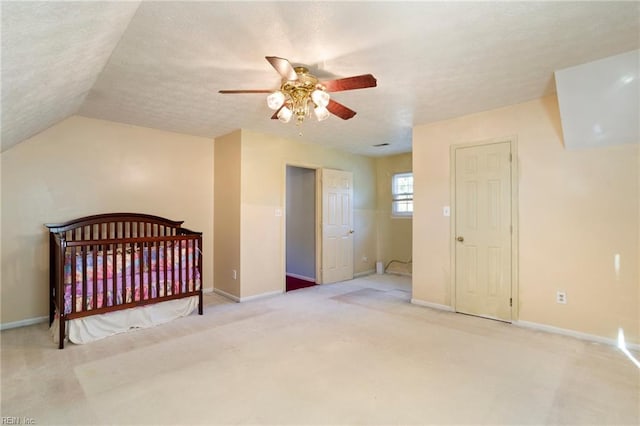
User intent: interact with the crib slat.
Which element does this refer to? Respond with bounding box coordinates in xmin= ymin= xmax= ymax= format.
xmin=186 ymin=239 xmax=191 ymax=292
xmin=102 ymin=242 xmax=108 ymax=308
xmin=70 ymin=247 xmax=77 ymax=314
xmin=156 ymin=241 xmax=161 ymax=300
xmin=140 ymin=242 xmax=146 ymax=301
xmin=121 ymin=242 xmax=126 ymax=304
xmin=191 ymin=238 xmax=195 ymax=292
xmin=92 ymin=244 xmax=98 ymax=310
xmin=147 ymin=242 xmax=152 ymax=301
xmin=156 ymin=240 xmax=160 ymax=298
xmin=164 ymin=241 xmax=168 ymax=298
xmin=179 ymin=239 xmax=183 ymax=294
xmin=109 ymin=244 xmax=118 ymax=306
xmin=171 ymin=240 xmax=176 ymax=295
xmin=82 ymin=246 xmax=88 ymax=311
xmin=130 ymin=242 xmax=136 ymax=302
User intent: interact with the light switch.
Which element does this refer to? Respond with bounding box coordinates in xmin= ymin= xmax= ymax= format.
xmin=275 ymin=208 xmax=282 ymax=217
xmin=443 ymin=206 xmax=450 ymax=217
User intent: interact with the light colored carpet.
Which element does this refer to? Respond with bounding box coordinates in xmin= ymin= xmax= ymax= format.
xmin=1 ymin=274 xmax=638 ymax=425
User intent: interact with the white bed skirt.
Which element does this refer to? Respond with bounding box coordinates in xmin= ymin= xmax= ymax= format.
xmin=51 ymin=296 xmax=199 ymax=345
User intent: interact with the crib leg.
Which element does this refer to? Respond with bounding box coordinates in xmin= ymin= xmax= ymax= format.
xmin=58 ymin=316 xmax=65 ymax=350
xmin=198 ymin=291 xmax=203 ymax=315
xmin=49 ymin=295 xmax=55 ymax=326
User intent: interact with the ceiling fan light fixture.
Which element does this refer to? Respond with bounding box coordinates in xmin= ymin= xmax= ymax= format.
xmin=311 ymin=89 xmax=330 ymax=108
xmin=220 ymin=57 xmax=377 ymax=124
xmin=277 ymin=106 xmax=293 ymax=123
xmin=267 ymin=91 xmax=285 ymax=110
xmin=314 ymin=105 xmax=330 ymax=121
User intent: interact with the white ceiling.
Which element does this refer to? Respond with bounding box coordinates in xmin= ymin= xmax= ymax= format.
xmin=2 ymin=1 xmax=639 ymax=156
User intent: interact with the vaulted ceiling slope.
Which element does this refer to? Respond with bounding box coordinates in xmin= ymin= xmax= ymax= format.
xmin=1 ymin=1 xmax=141 ymax=152
xmin=2 ymin=1 xmax=639 ymax=156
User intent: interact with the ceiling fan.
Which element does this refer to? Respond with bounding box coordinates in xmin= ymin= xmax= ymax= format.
xmin=219 ymin=56 xmax=377 ymax=124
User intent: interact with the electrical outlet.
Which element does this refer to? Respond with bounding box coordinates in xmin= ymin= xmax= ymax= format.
xmin=556 ymin=291 xmax=567 ymax=304
xmin=362 ymin=256 xmax=368 ymax=263
xmin=232 ymin=269 xmax=237 ymax=280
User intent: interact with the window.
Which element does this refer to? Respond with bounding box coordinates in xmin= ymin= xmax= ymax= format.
xmin=392 ymin=172 xmax=413 ymax=217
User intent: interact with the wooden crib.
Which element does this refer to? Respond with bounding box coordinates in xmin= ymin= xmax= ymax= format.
xmin=46 ymin=213 xmax=203 ymax=349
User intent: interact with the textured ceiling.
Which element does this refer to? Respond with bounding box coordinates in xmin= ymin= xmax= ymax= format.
xmin=2 ymin=1 xmax=639 ymax=156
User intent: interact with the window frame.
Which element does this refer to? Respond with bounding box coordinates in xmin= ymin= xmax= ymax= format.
xmin=391 ymin=171 xmax=413 ymax=218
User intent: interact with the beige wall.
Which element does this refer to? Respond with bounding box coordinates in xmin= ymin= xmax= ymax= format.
xmin=375 ymin=153 xmax=413 ymax=269
xmin=1 ymin=116 xmax=214 ymax=325
xmin=213 ymin=130 xmax=241 ymax=298
xmin=231 ymin=130 xmax=377 ymax=299
xmin=413 ymin=95 xmax=639 ymax=344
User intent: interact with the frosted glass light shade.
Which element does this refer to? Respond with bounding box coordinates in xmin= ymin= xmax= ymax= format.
xmin=277 ymin=106 xmax=292 ymax=123
xmin=311 ymin=89 xmax=330 ymax=107
xmin=267 ymin=91 xmax=285 ymax=110
xmin=314 ymin=105 xmax=330 ymax=121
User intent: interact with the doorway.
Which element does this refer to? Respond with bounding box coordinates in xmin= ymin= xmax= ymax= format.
xmin=285 ymin=166 xmax=317 ymax=291
xmin=451 ymin=139 xmax=518 ymax=322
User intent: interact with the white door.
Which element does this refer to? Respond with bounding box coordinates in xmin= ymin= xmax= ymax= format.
xmin=321 ymin=169 xmax=354 ymax=284
xmin=454 ymin=142 xmax=513 ymax=321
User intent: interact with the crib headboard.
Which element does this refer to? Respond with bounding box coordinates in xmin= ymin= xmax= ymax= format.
xmin=45 ymin=212 xmax=189 ymax=241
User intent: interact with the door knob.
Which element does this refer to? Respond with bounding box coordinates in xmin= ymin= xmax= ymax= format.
xmin=349 ymin=230 xmax=355 ymax=234
xmin=456 ymin=236 xmax=464 ymax=242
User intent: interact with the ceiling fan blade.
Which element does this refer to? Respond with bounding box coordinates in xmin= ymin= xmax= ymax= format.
xmin=327 ymin=99 xmax=357 ymax=120
xmin=271 ymin=105 xmax=285 ymax=120
xmin=219 ymin=89 xmax=272 ymax=94
xmin=265 ymin=56 xmax=298 ymax=81
xmin=322 ymin=74 xmax=377 ymax=92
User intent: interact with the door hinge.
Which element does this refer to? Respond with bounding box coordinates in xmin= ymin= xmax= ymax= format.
xmin=510 ymin=297 xmax=512 ymax=307
xmin=509 ymin=153 xmax=512 ymax=162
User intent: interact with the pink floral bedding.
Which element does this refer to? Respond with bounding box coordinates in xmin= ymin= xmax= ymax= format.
xmin=63 ymin=241 xmax=200 ymax=314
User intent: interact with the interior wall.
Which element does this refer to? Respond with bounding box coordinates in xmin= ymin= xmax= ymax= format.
xmin=285 ymin=166 xmax=316 ymax=281
xmin=375 ymin=153 xmax=413 ymax=271
xmin=213 ymin=130 xmax=242 ymax=298
xmin=412 ymin=94 xmax=639 ymax=344
xmin=239 ymin=130 xmax=377 ymax=299
xmin=1 ymin=116 xmax=214 ymax=325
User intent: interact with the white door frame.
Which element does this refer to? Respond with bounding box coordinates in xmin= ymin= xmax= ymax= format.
xmin=449 ymin=137 xmax=520 ymax=321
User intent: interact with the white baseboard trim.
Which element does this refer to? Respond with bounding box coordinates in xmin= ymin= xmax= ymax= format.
xmin=212 ymin=288 xmax=240 ymax=302
xmin=409 ymin=301 xmax=639 ymax=350
xmin=354 ymin=269 xmax=376 ymax=278
xmin=513 ymin=320 xmax=640 ymax=351
xmin=285 ymin=273 xmax=315 ymax=282
xmin=387 ymin=271 xmax=412 ymax=277
xmin=410 ymin=298 xmax=454 ymax=312
xmin=240 ymin=290 xmax=283 ymax=302
xmin=202 ymin=287 xmax=214 ymax=294
xmin=1 ymin=316 xmax=48 ymax=331
xmin=214 ymin=288 xmax=284 ymax=303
